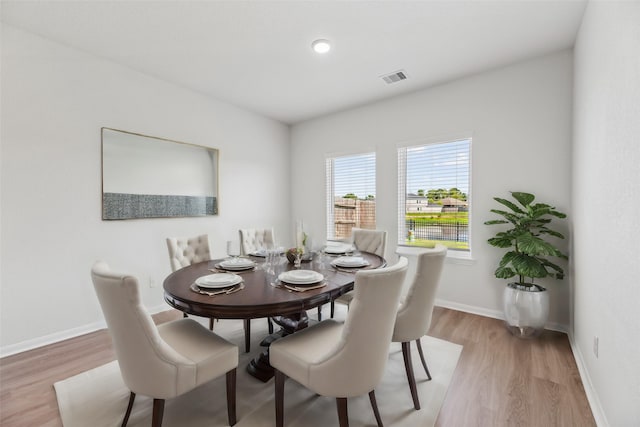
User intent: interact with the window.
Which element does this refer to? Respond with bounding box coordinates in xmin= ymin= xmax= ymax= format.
xmin=326 ymin=152 xmax=376 ymax=240
xmin=398 ymin=138 xmax=471 ymax=253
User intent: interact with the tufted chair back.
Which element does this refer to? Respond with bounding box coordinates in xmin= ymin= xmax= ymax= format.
xmin=352 ymin=228 xmax=387 ymax=257
xmin=393 ymin=245 xmax=447 ymax=342
xmin=166 ymin=234 xmax=211 ymax=272
xmin=239 ymin=228 xmax=275 ymax=255
xmin=91 ymin=261 xmax=239 ymax=426
xmin=308 ymin=257 xmax=408 ymax=397
xmin=91 ymin=261 xmax=200 ymax=398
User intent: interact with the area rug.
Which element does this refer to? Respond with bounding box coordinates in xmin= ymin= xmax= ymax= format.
xmin=55 ymin=312 xmax=462 ymax=427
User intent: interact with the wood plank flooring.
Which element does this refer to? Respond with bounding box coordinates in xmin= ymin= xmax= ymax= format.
xmin=0 ymin=308 xmax=596 ymax=427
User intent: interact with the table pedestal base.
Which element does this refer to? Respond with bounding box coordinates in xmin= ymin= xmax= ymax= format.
xmin=246 ymin=311 xmax=309 ymax=382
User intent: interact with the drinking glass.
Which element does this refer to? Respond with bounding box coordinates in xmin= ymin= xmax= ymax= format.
xmin=226 ymin=240 xmax=240 ymax=259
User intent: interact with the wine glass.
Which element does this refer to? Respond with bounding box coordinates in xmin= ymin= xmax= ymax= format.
xmin=226 ymin=240 xmax=240 ymax=260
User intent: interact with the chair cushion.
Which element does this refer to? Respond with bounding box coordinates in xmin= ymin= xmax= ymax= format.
xmin=270 ymin=320 xmax=343 ymax=388
xmin=158 ymin=319 xmax=238 ymax=391
xmin=334 ymin=291 xmax=354 ymax=306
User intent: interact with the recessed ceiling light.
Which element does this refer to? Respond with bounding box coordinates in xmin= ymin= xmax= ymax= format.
xmin=312 ymin=39 xmax=331 ymax=54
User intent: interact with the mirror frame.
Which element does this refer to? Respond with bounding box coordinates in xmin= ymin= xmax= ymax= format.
xmin=101 ymin=127 xmax=219 ymax=220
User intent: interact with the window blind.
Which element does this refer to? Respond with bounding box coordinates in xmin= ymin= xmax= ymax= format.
xmin=326 ymin=152 xmax=376 ymax=240
xmin=398 ymin=138 xmax=471 ymax=251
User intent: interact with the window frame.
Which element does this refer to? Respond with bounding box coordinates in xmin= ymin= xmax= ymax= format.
xmin=325 ymin=150 xmax=377 ymax=241
xmin=397 ymin=136 xmax=472 ymax=259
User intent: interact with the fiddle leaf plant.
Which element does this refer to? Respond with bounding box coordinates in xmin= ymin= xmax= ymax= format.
xmin=485 ymin=192 xmax=568 ymax=287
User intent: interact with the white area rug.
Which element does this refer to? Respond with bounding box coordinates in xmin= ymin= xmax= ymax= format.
xmin=55 ymin=310 xmax=462 ymax=427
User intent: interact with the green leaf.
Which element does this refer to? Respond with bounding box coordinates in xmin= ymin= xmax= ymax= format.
xmin=489 ymin=209 xmax=522 ymax=224
xmin=495 ymin=266 xmax=516 ymax=279
xmin=516 ymin=233 xmax=559 ymax=256
xmin=511 ymin=192 xmax=535 ymax=207
xmin=494 ymin=197 xmax=525 ymax=214
xmin=530 ymin=203 xmax=552 ymax=210
xmin=540 ymin=258 xmax=565 ymax=276
xmin=498 ymin=251 xmax=519 ymax=267
xmin=548 ymin=210 xmax=567 ymax=219
xmin=539 ymin=228 xmax=566 ymax=239
xmin=510 ymin=253 xmax=549 ymax=279
xmin=484 ymin=219 xmax=509 ymax=225
xmin=487 ymin=235 xmax=513 ymax=248
xmin=530 ymin=206 xmax=552 ymax=219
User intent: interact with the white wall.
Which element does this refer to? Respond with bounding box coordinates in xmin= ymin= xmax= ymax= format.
xmin=573 ymin=2 xmax=640 ymax=425
xmin=0 ymin=25 xmax=291 ymax=353
xmin=291 ymin=50 xmax=573 ymax=328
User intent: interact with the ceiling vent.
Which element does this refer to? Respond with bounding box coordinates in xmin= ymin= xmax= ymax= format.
xmin=381 ymin=70 xmax=408 ymax=84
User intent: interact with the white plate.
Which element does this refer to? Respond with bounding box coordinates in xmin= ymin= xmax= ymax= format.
xmin=250 ymin=249 xmax=267 ymax=257
xmin=324 ymin=243 xmax=354 ymax=254
xmin=332 ymin=256 xmax=369 ymax=268
xmin=279 ymin=270 xmax=324 ymax=285
xmin=195 ymin=273 xmax=242 ymax=289
xmin=219 ymin=258 xmax=256 ymax=269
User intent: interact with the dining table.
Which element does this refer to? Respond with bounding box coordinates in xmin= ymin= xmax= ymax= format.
xmin=163 ymin=251 xmax=386 ymax=382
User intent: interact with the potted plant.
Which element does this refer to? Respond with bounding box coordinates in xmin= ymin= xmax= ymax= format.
xmin=485 ymin=191 xmax=568 ymax=338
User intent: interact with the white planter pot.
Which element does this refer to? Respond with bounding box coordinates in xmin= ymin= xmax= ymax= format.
xmin=503 ymin=283 xmax=549 ymax=338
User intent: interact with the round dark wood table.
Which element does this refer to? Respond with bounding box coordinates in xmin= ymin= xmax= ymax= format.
xmin=163 ymin=252 xmax=385 ymax=381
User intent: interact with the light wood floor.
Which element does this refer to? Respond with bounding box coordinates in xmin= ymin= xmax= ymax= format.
xmin=0 ymin=308 xmax=595 ymax=427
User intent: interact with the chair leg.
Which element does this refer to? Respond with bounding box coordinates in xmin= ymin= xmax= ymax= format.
xmin=226 ymin=369 xmax=237 ymax=426
xmin=317 ymin=305 xmax=322 ymax=321
xmin=369 ymin=390 xmax=384 ymax=427
xmin=151 ymin=399 xmax=165 ymax=427
xmin=336 ymin=397 xmax=349 ymax=427
xmin=121 ymin=391 xmax=136 ymax=427
xmin=415 ymin=338 xmax=432 ymax=380
xmin=330 ymin=300 xmax=335 ymax=318
xmin=275 ymin=370 xmax=286 ymax=427
xmin=244 ymin=319 xmax=251 ymax=353
xmin=209 ymin=318 xmax=214 ymax=330
xmin=402 ymin=341 xmax=421 ymax=410
xmin=268 ymin=317 xmax=274 ymax=334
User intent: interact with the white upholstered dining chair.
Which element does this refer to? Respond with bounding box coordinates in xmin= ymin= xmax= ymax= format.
xmin=166 ymin=234 xmax=211 ymax=272
xmin=91 ymin=261 xmax=238 ymax=427
xmin=166 ymin=234 xmax=216 ymax=330
xmin=271 ymin=257 xmax=408 ymax=427
xmin=331 ymin=228 xmax=388 ymax=317
xmin=239 ymin=227 xmax=276 ymax=255
xmin=166 ymin=234 xmax=265 ymax=353
xmin=392 ymin=245 xmax=447 ymax=410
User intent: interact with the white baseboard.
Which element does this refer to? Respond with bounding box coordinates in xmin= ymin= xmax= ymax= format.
xmin=566 ymin=331 xmax=609 ymax=427
xmin=0 ymin=304 xmax=169 ymax=358
xmin=435 ymin=298 xmax=568 ymax=333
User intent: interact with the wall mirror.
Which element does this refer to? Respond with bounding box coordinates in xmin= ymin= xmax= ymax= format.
xmin=101 ymin=127 xmax=218 ymax=220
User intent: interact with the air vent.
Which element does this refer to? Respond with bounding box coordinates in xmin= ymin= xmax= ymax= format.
xmin=381 ymin=70 xmax=408 ymax=84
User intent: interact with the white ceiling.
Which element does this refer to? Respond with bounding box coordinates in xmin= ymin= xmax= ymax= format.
xmin=1 ymin=0 xmax=587 ymax=124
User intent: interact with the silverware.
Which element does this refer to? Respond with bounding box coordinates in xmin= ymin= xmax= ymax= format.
xmin=332 ymin=267 xmax=358 ymax=274
xmin=209 ymin=267 xmax=255 ymax=274
xmin=283 ymin=282 xmax=327 ymax=292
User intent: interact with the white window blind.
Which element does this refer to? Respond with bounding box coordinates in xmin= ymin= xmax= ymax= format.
xmin=398 ymin=138 xmax=471 ymax=252
xmin=326 ymin=152 xmax=376 ymax=240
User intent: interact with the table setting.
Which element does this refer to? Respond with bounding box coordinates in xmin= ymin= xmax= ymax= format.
xmin=271 ymin=269 xmax=327 ymax=292
xmin=189 ymin=272 xmax=245 ymax=296
xmin=212 ymin=257 xmax=257 ymax=272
